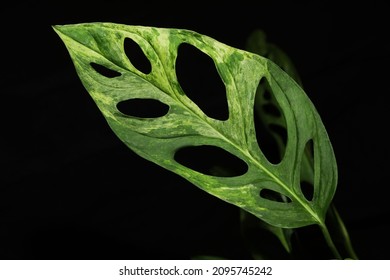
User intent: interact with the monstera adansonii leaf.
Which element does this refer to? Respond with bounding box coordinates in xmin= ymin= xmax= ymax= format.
xmin=53 ymin=23 xmax=337 ymax=229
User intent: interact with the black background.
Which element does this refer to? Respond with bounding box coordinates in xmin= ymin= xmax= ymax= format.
xmin=1 ymin=1 xmax=389 ymax=260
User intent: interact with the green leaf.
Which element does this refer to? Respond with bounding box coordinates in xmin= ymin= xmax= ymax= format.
xmin=53 ymin=23 xmax=337 ymax=229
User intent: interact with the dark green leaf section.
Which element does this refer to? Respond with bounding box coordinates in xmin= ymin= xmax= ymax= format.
xmin=53 ymin=23 xmax=337 ymax=228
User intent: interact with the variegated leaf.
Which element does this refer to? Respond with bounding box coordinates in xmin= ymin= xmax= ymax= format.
xmin=54 ymin=23 xmax=337 ymax=228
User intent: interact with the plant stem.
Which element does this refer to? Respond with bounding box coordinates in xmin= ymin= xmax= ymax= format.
xmin=319 ymin=224 xmax=342 ymax=259
xmin=327 ymin=204 xmax=359 ymax=259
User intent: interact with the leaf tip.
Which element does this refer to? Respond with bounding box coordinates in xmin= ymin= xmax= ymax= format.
xmin=51 ymin=24 xmax=64 ymax=32
xmin=51 ymin=25 xmax=63 ymax=37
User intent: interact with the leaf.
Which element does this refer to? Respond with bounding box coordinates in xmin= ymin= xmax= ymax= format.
xmin=53 ymin=23 xmax=337 ymax=228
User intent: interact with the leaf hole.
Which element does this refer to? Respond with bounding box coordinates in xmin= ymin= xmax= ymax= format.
xmin=262 ymin=103 xmax=282 ymax=118
xmin=254 ymin=78 xmax=287 ymax=164
xmin=268 ymin=124 xmax=288 ymax=148
xmin=262 ymin=82 xmax=272 ymax=101
xmin=116 ymin=98 xmax=169 ymax=118
xmin=300 ymin=139 xmax=315 ymax=201
xmin=124 ymin=37 xmax=152 ymax=74
xmin=305 ymin=138 xmax=315 ymax=159
xmin=300 ymin=181 xmax=314 ymax=202
xmin=259 ymin=189 xmax=292 ymax=203
xmin=174 ymin=145 xmax=248 ymax=177
xmin=253 ymin=113 xmax=280 ymax=164
xmin=176 ymin=43 xmax=228 ymax=121
xmin=90 ymin=62 xmax=121 ymax=78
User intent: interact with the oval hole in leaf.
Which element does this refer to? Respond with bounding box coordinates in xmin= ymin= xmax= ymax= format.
xmin=174 ymin=145 xmax=248 ymax=177
xmin=263 ymin=87 xmax=272 ymax=101
xmin=116 ymin=98 xmax=169 ymax=118
xmin=269 ymin=124 xmax=288 ymax=148
xmin=254 ymin=113 xmax=280 ymax=164
xmin=258 ymin=78 xmax=272 ymax=101
xmin=254 ymin=78 xmax=286 ymax=164
xmin=262 ymin=103 xmax=281 ymax=117
xmin=305 ymin=138 xmax=314 ymax=159
xmin=259 ymin=189 xmax=292 ymax=203
xmin=90 ymin=62 xmax=121 ymax=78
xmin=300 ymin=181 xmax=314 ymax=202
xmin=176 ymin=43 xmax=228 ymax=121
xmin=124 ymin=37 xmax=152 ymax=74
xmin=300 ymin=139 xmax=315 ymax=201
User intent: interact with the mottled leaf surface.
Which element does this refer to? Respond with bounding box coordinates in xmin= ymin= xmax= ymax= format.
xmin=54 ymin=23 xmax=337 ymax=228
